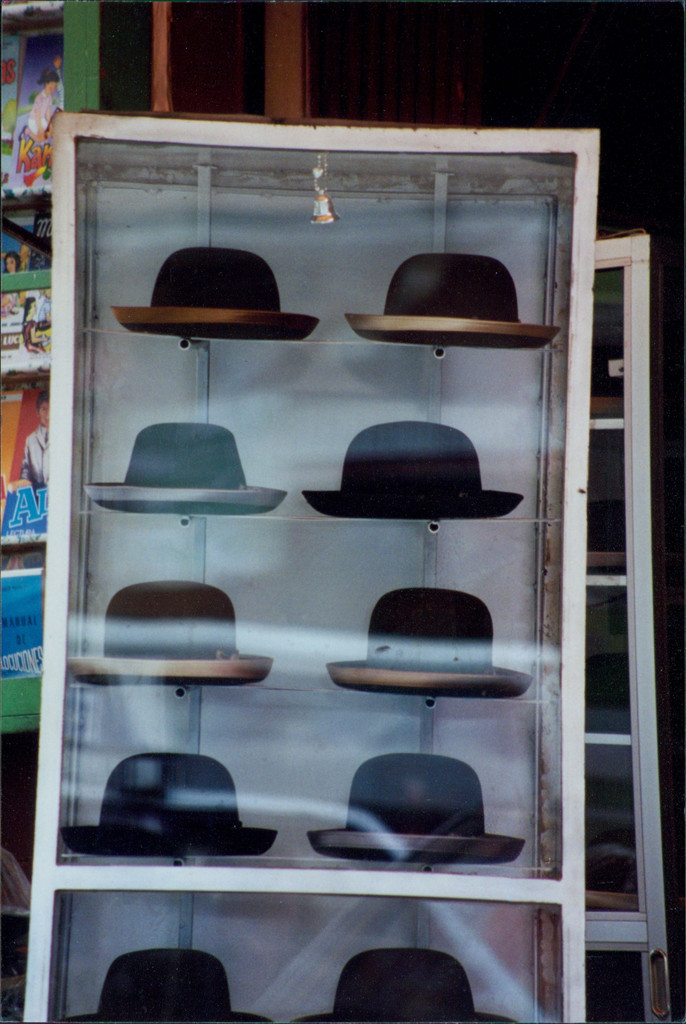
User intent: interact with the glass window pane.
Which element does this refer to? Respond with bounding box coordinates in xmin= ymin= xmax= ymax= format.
xmin=585 ymin=744 xmax=637 ymax=908
xmin=586 ymin=951 xmax=644 ymax=1022
xmin=591 ymin=268 xmax=624 ymax=415
xmin=587 ymin=430 xmax=625 ymax=571
xmin=585 ymin=586 xmax=630 ymax=735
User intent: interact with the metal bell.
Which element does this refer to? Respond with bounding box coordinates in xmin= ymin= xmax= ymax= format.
xmin=311 ymin=191 xmax=340 ymax=224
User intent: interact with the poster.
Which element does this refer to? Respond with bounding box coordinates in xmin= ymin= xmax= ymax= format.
xmin=2 ymin=208 xmax=51 ymax=272
xmin=1 ymin=387 xmax=49 ymax=542
xmin=6 ymin=32 xmax=63 ymax=196
xmin=1 ymin=286 xmax=51 ymax=373
xmin=1 ymin=568 xmax=43 ymax=679
xmin=2 ymin=33 xmax=21 ymax=186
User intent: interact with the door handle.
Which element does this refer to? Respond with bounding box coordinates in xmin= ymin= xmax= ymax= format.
xmin=649 ymin=948 xmax=671 ymax=1020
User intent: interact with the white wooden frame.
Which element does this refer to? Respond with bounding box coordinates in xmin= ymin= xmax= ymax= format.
xmin=25 ymin=115 xmax=599 ymax=1022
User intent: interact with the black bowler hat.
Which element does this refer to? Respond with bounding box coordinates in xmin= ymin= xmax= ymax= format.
xmin=303 ymin=421 xmax=522 ymax=519
xmin=307 ymin=753 xmax=524 ymax=864
xmin=86 ymin=422 xmax=286 ymax=515
xmin=65 ymin=947 xmax=272 ymax=1022
xmin=346 ymin=253 xmax=558 ymax=348
xmin=293 ymin=947 xmax=514 ymax=1023
xmin=68 ymin=581 xmax=273 ymax=685
xmin=112 ymin=247 xmax=318 ymax=341
xmin=327 ymin=588 xmax=531 ymax=697
xmin=61 ymin=753 xmax=277 ymax=857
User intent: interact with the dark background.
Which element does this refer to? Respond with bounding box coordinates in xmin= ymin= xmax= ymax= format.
xmin=100 ymin=1 xmax=684 ymax=241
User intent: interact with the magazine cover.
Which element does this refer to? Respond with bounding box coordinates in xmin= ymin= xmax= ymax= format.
xmin=1 ymin=567 xmax=44 ymax=679
xmin=6 ymin=32 xmax=63 ymax=196
xmin=2 ymin=33 xmax=22 ymax=187
xmin=1 ymin=546 xmax=46 ymax=571
xmin=1 ymin=286 xmax=51 ymax=372
xmin=1 ymin=227 xmax=23 ymax=273
xmin=1 ymin=386 xmax=49 ymax=542
xmin=30 ymin=207 xmax=52 ymax=267
xmin=2 ymin=208 xmax=51 ymax=272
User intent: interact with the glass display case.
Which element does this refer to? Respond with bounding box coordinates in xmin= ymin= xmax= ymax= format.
xmin=25 ymin=115 xmax=599 ymax=1022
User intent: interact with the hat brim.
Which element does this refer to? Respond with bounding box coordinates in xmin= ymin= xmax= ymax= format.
xmin=61 ymin=825 xmax=277 ymax=857
xmin=307 ymin=829 xmax=524 ymax=864
xmin=86 ymin=484 xmax=286 ymax=515
xmin=302 ymin=490 xmax=522 ymax=519
xmin=112 ymin=306 xmax=319 ymax=341
xmin=67 ymin=1011 xmax=272 ymax=1023
xmin=345 ymin=314 xmax=558 ymax=348
xmin=293 ymin=1013 xmax=514 ymax=1023
xmin=68 ymin=655 xmax=273 ymax=685
xmin=326 ymin=662 xmax=532 ymax=698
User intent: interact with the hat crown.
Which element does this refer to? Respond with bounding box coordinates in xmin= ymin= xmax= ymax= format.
xmin=384 ymin=253 xmax=518 ymax=322
xmin=346 ymin=754 xmax=485 ymax=837
xmin=124 ymin=423 xmax=247 ymax=490
xmin=333 ymin=947 xmax=477 ymax=1022
xmin=339 ymin=421 xmax=482 ymax=496
xmin=367 ymin=588 xmax=494 ymax=672
xmin=104 ymin=581 xmax=237 ymax=659
xmin=98 ymin=753 xmax=241 ymax=832
xmin=151 ymin=247 xmax=281 ymax=312
xmin=98 ymin=948 xmax=232 ymax=1021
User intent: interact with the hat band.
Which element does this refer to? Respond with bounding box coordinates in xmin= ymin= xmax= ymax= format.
xmin=368 ymin=637 xmax=493 ymax=673
xmin=347 ymin=807 xmax=485 ymax=836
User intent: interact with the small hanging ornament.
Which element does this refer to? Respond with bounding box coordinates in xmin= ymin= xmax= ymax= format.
xmin=310 ymin=152 xmax=339 ymax=225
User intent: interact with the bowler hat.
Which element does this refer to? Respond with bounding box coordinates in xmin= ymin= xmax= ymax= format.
xmin=112 ymin=247 xmax=318 ymax=341
xmin=68 ymin=581 xmax=273 ymax=685
xmin=346 ymin=253 xmax=558 ymax=348
xmin=61 ymin=752 xmax=277 ymax=857
xmin=65 ymin=947 xmax=271 ymax=1022
xmin=294 ymin=947 xmax=514 ymax=1023
xmin=327 ymin=588 xmax=531 ymax=697
xmin=307 ymin=753 xmax=524 ymax=864
xmin=302 ymin=421 xmax=522 ymax=519
xmin=86 ymin=422 xmax=286 ymax=514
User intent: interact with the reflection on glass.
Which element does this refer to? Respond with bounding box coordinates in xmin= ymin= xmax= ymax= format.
xmin=585 ymin=744 xmax=637 ymax=908
xmin=591 ymin=268 xmax=624 ymax=415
